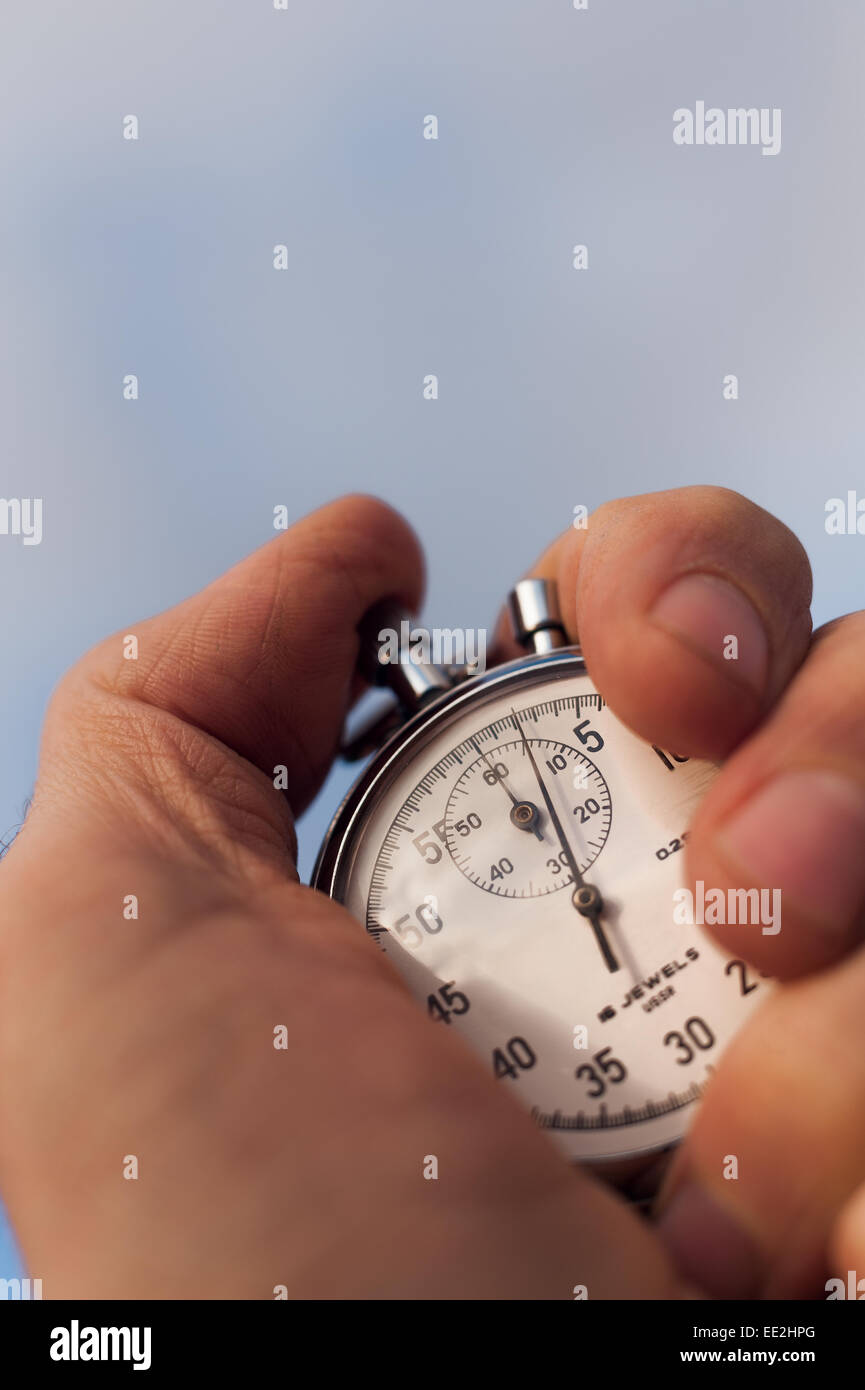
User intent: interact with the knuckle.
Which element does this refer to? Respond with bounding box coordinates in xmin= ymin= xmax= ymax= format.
xmin=38 ymin=676 xmax=296 ymax=882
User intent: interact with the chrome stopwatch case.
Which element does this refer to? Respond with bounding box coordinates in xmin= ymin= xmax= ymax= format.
xmin=311 ymin=580 xmax=769 ymax=1173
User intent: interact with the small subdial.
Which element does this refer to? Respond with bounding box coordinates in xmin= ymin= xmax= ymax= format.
xmin=444 ymin=737 xmax=612 ymax=896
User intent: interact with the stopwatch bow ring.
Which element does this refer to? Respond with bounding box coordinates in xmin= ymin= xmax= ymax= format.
xmin=339 ymin=579 xmax=573 ymax=761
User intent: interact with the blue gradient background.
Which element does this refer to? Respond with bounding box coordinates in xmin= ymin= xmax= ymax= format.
xmin=1 ymin=0 xmax=863 ymax=1283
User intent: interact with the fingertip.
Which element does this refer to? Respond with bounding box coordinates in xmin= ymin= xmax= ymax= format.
xmin=300 ymin=492 xmax=427 ymax=614
xmin=575 ymin=617 xmax=763 ymax=759
xmin=555 ymin=489 xmax=811 ymax=758
xmin=687 ymin=766 xmax=865 ymax=978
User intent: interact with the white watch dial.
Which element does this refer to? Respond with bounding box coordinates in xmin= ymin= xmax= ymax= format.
xmin=325 ymin=656 xmax=770 ymax=1165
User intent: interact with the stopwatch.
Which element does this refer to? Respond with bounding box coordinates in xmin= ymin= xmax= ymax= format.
xmin=312 ymin=579 xmax=770 ymax=1196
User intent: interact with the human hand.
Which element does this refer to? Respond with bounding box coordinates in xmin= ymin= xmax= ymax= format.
xmin=0 ymin=494 xmax=681 ymax=1299
xmin=2 ymin=487 xmax=864 ymax=1300
xmin=493 ymin=485 xmax=865 ymax=1298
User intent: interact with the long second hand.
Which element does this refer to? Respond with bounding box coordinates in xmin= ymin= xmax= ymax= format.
xmin=510 ymin=708 xmax=619 ymax=973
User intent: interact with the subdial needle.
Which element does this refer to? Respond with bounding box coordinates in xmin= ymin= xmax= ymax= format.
xmin=469 ymin=735 xmax=544 ymax=840
xmin=509 ymin=708 xmax=619 ymax=973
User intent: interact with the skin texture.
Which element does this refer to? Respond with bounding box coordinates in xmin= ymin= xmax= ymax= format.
xmin=0 ymin=487 xmax=864 ymax=1300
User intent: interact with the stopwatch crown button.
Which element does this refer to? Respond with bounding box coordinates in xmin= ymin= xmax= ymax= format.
xmin=508 ymin=579 xmax=569 ymax=653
